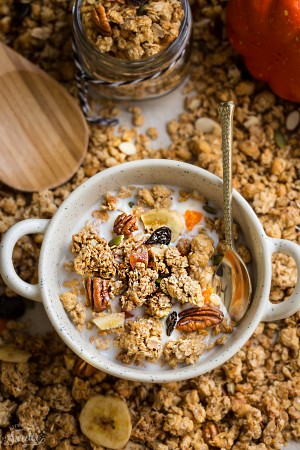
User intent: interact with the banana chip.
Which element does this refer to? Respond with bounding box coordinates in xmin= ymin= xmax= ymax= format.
xmin=79 ymin=395 xmax=132 ymax=449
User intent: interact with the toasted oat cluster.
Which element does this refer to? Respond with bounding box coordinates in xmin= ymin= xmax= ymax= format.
xmin=59 ymin=184 xmax=247 ymax=367
xmin=81 ymin=0 xmax=184 ymax=60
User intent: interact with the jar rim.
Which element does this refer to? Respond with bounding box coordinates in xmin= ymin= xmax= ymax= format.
xmin=73 ymin=0 xmax=191 ymax=68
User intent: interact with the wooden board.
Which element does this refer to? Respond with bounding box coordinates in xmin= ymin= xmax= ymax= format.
xmin=0 ymin=42 xmax=89 ymax=192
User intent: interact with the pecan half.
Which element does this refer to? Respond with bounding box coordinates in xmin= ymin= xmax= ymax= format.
xmin=176 ymin=306 xmax=224 ymax=332
xmin=73 ymin=357 xmax=98 ymax=377
xmin=91 ymin=5 xmax=112 ymax=37
xmin=85 ymin=278 xmax=110 ymax=312
xmin=113 ymin=213 xmax=138 ymax=237
xmin=203 ymin=421 xmax=219 ymax=445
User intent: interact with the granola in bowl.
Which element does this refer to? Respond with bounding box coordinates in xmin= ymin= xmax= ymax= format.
xmin=60 ymin=184 xmax=250 ymax=369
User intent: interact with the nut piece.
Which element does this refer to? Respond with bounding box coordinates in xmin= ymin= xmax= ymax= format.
xmin=176 ymin=238 xmax=191 ymax=256
xmin=176 ymin=306 xmax=224 ymax=332
xmin=73 ymin=357 xmax=98 ymax=377
xmin=203 ymin=421 xmax=219 ymax=444
xmin=113 ymin=213 xmax=138 ymax=237
xmin=85 ymin=278 xmax=110 ymax=312
xmin=91 ymin=5 xmax=112 ymax=37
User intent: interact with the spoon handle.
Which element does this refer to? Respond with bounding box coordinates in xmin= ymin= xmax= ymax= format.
xmin=218 ymin=101 xmax=235 ymax=249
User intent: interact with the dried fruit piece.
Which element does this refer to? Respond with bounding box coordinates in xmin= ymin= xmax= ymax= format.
xmin=202 ymin=287 xmax=214 ymax=303
xmin=176 ymin=306 xmax=224 ymax=332
xmin=93 ymin=312 xmax=125 ymax=331
xmin=91 ymin=5 xmax=112 ymax=36
xmin=145 ymin=226 xmax=171 ymax=245
xmin=184 ymin=210 xmax=203 ymax=231
xmin=113 ymin=213 xmax=138 ymax=237
xmin=203 ymin=421 xmax=219 ymax=444
xmin=203 ymin=204 xmax=217 ymax=214
xmin=0 ymin=345 xmax=31 ymax=363
xmin=79 ymin=395 xmax=132 ymax=449
xmin=108 ymin=235 xmax=124 ymax=248
xmin=166 ymin=311 xmax=178 ymax=336
xmin=85 ymin=278 xmax=110 ymax=312
xmin=129 ymin=250 xmax=148 ymax=269
xmin=73 ymin=357 xmax=98 ymax=377
xmin=141 ymin=209 xmax=184 ymax=242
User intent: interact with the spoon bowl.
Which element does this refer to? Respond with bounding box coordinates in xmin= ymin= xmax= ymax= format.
xmin=214 ymin=101 xmax=252 ymax=324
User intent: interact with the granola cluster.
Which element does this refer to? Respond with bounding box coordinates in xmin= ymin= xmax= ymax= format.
xmin=81 ymin=0 xmax=184 ymax=60
xmin=61 ymin=184 xmax=234 ymax=366
xmin=0 ymin=0 xmax=299 ymax=448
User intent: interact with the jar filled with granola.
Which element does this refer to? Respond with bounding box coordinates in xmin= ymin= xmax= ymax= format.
xmin=73 ymin=0 xmax=192 ymax=109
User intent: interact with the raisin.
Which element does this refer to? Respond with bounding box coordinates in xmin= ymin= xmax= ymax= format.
xmin=0 ymin=296 xmax=26 ymax=319
xmin=166 ymin=311 xmax=178 ymax=336
xmin=145 ymin=227 xmax=171 ymax=245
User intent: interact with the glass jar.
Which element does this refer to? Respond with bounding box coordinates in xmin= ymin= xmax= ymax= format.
xmin=72 ymin=0 xmax=192 ymax=103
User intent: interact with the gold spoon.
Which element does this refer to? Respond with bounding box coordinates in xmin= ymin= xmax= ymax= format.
xmin=214 ymin=101 xmax=252 ymax=324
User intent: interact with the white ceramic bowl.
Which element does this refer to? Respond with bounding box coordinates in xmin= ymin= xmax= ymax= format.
xmin=1 ymin=160 xmax=299 ymax=383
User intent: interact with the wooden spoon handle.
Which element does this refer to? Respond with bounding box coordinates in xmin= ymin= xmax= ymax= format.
xmin=218 ymin=101 xmax=235 ymax=249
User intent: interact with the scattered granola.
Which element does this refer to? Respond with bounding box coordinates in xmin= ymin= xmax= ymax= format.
xmin=0 ymin=0 xmax=298 ymax=448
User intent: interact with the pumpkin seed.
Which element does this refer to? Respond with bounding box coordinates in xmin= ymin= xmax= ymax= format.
xmin=137 ymin=4 xmax=147 ymax=15
xmin=286 ymin=111 xmax=300 ymax=131
xmin=203 ymin=205 xmax=217 ymax=214
xmin=274 ymin=129 xmax=286 ymax=148
xmin=108 ymin=235 xmax=124 ymax=248
xmin=155 ymin=277 xmax=162 ymax=285
xmin=212 ymin=254 xmax=223 ymax=265
xmin=128 ymin=201 xmax=134 ymax=208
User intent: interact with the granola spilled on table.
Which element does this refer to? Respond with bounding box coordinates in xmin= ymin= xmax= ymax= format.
xmin=81 ymin=0 xmax=184 ymax=60
xmin=0 ymin=0 xmax=299 ymax=448
xmin=60 ymin=184 xmax=244 ymax=368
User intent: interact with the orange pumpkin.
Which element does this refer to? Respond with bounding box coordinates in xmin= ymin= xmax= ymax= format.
xmin=227 ymin=0 xmax=300 ymax=102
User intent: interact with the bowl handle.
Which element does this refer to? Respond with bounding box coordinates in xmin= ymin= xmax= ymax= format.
xmin=262 ymin=237 xmax=300 ymax=322
xmin=0 ymin=219 xmax=49 ymax=302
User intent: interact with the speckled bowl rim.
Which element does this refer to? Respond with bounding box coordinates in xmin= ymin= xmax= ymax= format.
xmin=39 ymin=159 xmax=271 ymax=383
